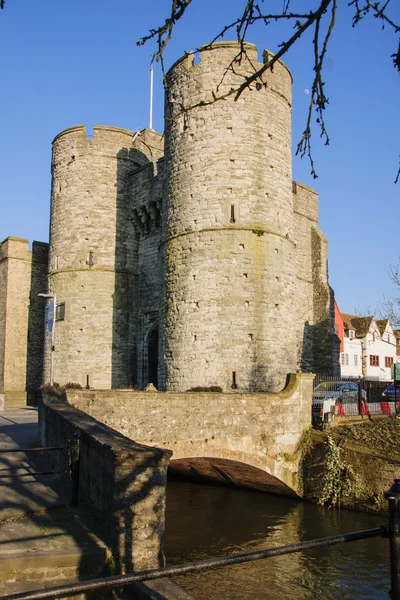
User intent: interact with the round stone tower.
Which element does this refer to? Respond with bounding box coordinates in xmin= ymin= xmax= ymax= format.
xmin=160 ymin=42 xmax=296 ymax=392
xmin=47 ymin=125 xmax=141 ymax=388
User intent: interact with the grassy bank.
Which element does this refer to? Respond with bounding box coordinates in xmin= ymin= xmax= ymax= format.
xmin=300 ymin=417 xmax=400 ymax=513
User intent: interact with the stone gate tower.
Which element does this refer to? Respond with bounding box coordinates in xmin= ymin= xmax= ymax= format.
xmin=38 ymin=41 xmax=338 ymax=393
xmin=160 ymin=42 xmax=297 ymax=392
xmin=49 ymin=126 xmax=148 ymax=388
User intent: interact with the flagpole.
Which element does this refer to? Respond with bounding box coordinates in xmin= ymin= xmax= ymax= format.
xmin=149 ymin=57 xmax=154 ymax=130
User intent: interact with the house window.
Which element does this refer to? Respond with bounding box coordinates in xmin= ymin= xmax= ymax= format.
xmin=370 ymin=355 xmax=379 ymax=367
xmin=341 ymin=353 xmax=349 ymax=366
xmin=56 ymin=302 xmax=65 ymax=321
xmin=354 ymin=355 xmax=358 ymax=366
xmin=385 ymin=356 xmax=394 ymax=368
xmin=349 ymin=330 xmax=355 ymax=339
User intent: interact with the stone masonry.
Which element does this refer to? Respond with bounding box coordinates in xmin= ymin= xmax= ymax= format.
xmin=0 ymin=237 xmax=48 ymax=407
xmin=1 ymin=42 xmax=339 ymax=401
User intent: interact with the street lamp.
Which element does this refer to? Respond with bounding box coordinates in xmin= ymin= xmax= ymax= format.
xmin=38 ymin=292 xmax=56 ymax=386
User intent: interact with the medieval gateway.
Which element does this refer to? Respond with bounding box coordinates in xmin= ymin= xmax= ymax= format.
xmin=0 ymin=42 xmax=339 ymax=407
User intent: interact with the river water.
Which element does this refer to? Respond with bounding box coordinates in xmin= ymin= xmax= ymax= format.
xmin=164 ymin=479 xmax=389 ymax=599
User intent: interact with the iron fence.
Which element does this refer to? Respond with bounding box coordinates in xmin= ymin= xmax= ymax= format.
xmin=312 ymin=374 xmax=400 ymax=427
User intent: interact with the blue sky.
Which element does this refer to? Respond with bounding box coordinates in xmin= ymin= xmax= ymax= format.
xmin=0 ymin=0 xmax=399 ymax=314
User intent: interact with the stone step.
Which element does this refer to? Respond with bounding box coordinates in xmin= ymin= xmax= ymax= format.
xmin=0 ymin=507 xmax=111 ymax=586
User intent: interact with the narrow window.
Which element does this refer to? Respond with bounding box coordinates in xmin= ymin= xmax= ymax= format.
xmin=354 ymin=355 xmax=358 ymax=366
xmin=86 ymin=250 xmax=94 ymax=267
xmin=56 ymin=302 xmax=65 ymax=321
xmin=230 ymin=205 xmax=236 ymax=223
xmin=231 ymin=371 xmax=238 ymax=389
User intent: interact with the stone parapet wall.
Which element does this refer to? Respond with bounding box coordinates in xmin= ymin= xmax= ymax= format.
xmin=67 ymin=372 xmax=314 ymax=493
xmin=39 ymin=391 xmax=171 ymax=573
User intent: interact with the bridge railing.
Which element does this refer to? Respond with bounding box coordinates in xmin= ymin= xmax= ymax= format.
xmin=2 ymin=479 xmax=400 ymax=600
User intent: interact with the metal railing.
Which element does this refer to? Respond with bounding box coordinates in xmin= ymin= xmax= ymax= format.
xmin=2 ymin=479 xmax=400 ymax=600
xmin=312 ymin=374 xmax=400 ymax=427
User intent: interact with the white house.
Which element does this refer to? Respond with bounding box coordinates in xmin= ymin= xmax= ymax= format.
xmin=341 ymin=314 xmax=397 ymax=381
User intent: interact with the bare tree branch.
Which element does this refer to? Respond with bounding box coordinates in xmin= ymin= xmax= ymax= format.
xmin=137 ymin=0 xmax=399 ymax=179
xmin=374 ymin=257 xmax=400 ymax=328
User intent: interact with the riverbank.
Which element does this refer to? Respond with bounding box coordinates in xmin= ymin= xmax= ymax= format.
xmin=300 ymin=416 xmax=400 ymax=513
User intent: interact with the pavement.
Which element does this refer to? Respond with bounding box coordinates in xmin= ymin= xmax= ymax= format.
xmin=0 ymin=407 xmax=110 ymax=597
xmin=0 ymin=407 xmax=71 ymax=519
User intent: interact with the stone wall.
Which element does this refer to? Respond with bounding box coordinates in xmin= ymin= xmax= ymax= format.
xmin=27 ymin=242 xmax=49 ymax=399
xmin=292 ymin=181 xmax=339 ymax=374
xmin=67 ymin=372 xmax=314 ymax=494
xmin=311 ymin=228 xmax=340 ymax=374
xmin=0 ymin=237 xmax=48 ymax=407
xmin=302 ymin=429 xmax=400 ymax=514
xmin=293 ymin=182 xmax=318 ymax=372
xmin=0 ymin=240 xmax=7 ymax=405
xmin=39 ymin=390 xmax=171 ymax=572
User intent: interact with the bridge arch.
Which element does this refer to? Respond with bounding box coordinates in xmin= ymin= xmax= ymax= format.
xmin=66 ymin=371 xmax=315 ymax=497
xmin=168 ymin=456 xmax=298 ymax=497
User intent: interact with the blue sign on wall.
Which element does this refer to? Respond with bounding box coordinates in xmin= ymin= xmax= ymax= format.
xmin=45 ymin=300 xmax=54 ymax=336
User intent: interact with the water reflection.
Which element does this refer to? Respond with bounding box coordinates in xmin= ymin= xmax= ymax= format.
xmin=164 ymin=479 xmax=389 ymax=599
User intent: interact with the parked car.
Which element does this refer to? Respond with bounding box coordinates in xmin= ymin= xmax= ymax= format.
xmin=381 ymin=383 xmax=400 ymax=401
xmin=312 ymin=381 xmax=367 ymax=428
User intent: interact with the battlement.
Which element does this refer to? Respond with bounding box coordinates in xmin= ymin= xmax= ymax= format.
xmin=166 ymin=41 xmax=293 ymax=110
xmin=0 ymin=237 xmax=49 ymax=264
xmin=0 ymin=237 xmax=31 ymax=262
xmin=134 ymin=129 xmax=164 ymax=163
xmin=52 ymin=124 xmax=135 ymax=145
xmin=167 ymin=41 xmax=292 ymax=83
xmin=32 ymin=241 xmax=49 ymax=264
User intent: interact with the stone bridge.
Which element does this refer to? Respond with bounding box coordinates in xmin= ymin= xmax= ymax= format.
xmin=67 ymin=372 xmax=314 ymax=496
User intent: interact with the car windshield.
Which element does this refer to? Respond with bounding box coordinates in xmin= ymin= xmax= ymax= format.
xmin=385 ymin=384 xmax=400 ymax=391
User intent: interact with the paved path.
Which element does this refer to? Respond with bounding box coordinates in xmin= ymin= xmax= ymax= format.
xmin=0 ymin=407 xmax=71 ymax=519
xmin=0 ymin=408 xmax=110 ymax=597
